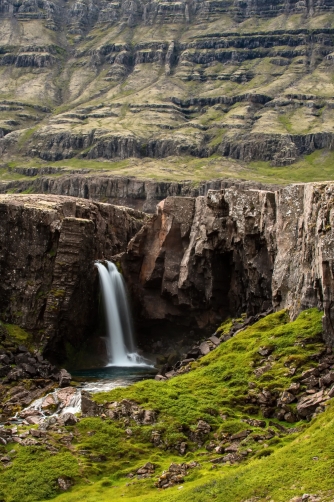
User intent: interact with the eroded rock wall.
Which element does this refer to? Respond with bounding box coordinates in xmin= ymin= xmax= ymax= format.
xmin=0 ymin=194 xmax=147 ymax=360
xmin=0 ymin=174 xmax=281 ymax=213
xmin=122 ymin=183 xmax=334 ymax=344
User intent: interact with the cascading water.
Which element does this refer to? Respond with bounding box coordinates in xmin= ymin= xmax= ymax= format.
xmin=95 ymin=261 xmax=150 ymax=367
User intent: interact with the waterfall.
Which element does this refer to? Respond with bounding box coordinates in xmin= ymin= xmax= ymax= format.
xmin=95 ymin=261 xmax=150 ymax=367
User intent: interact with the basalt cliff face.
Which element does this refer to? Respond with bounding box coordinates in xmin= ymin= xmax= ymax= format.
xmin=0 ymin=172 xmax=281 ymax=212
xmin=121 ymin=182 xmax=334 ymax=346
xmin=2 ymin=0 xmax=334 ymax=166
xmin=0 ymin=194 xmax=146 ymax=361
xmin=1 ymin=183 xmax=333 ymax=364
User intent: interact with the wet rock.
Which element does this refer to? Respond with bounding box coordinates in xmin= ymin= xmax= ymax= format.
xmin=81 ymin=392 xmax=100 ymax=417
xmin=59 ymin=369 xmax=72 ymax=388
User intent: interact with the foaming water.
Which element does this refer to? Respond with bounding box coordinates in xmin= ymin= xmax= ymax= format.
xmin=95 ymin=261 xmax=152 ymax=368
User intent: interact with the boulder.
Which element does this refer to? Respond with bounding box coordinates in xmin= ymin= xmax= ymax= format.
xmin=61 ymin=413 xmax=78 ymax=426
xmin=199 ymin=342 xmax=211 ymax=356
xmin=297 ymin=391 xmax=327 ymax=418
xmin=59 ymin=369 xmax=72 ymax=388
xmin=81 ymin=393 xmax=100 ymax=417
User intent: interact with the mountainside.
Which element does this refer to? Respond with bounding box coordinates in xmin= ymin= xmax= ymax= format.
xmin=2 ymin=0 xmax=334 ymax=168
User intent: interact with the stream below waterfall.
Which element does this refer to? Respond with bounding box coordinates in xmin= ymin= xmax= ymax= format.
xmin=14 ymin=366 xmax=157 ymax=424
xmin=11 ymin=261 xmax=157 ymax=424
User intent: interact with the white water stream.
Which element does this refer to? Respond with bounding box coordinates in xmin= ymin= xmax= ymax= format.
xmin=95 ymin=261 xmax=151 ymax=367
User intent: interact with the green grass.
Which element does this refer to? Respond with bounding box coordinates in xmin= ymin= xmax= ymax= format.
xmin=93 ymin=309 xmax=323 ymax=428
xmin=0 ymin=309 xmax=331 ymax=502
xmin=4 ymin=148 xmax=334 ymax=186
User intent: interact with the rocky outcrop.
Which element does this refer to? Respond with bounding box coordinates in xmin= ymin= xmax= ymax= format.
xmin=0 ymin=194 xmax=147 ymax=361
xmin=121 ymin=182 xmax=334 ymax=344
xmin=0 ymin=173 xmax=281 ymax=213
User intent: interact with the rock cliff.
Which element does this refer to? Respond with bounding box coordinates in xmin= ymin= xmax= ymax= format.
xmin=0 ymin=194 xmax=147 ymax=361
xmin=121 ymin=182 xmax=334 ymax=345
xmin=0 ymin=172 xmax=281 ymax=213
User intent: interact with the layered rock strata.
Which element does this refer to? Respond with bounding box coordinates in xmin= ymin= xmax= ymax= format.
xmin=0 ymin=194 xmax=147 ymax=360
xmin=2 ymin=0 xmax=334 ymax=165
xmin=121 ymin=182 xmax=334 ymax=344
xmin=0 ymin=173 xmax=281 ymax=213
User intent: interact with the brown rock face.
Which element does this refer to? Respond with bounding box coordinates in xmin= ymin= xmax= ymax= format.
xmin=0 ymin=194 xmax=147 ymax=360
xmin=272 ymin=183 xmax=334 ymax=345
xmin=122 ymin=183 xmax=334 ymax=345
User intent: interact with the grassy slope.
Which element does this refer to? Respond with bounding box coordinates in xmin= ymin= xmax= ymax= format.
xmin=4 ymin=149 xmax=334 ymax=186
xmin=2 ymin=309 xmax=332 ymax=502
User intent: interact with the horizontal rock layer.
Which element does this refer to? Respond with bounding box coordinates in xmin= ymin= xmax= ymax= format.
xmin=0 ymin=174 xmax=281 ymax=213
xmin=2 ymin=0 xmax=334 ymax=165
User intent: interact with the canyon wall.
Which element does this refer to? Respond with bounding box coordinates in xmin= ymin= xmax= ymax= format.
xmin=0 ymin=182 xmax=333 ymax=364
xmin=0 ymin=194 xmax=147 ymax=361
xmin=121 ymin=182 xmax=334 ymax=345
xmin=0 ymin=173 xmax=281 ymax=213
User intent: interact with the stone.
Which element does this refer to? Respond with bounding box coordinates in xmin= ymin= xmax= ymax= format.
xmin=208 ymin=335 xmax=220 ymax=346
xmin=59 ymin=369 xmax=72 ymax=388
xmin=61 ymin=413 xmax=78 ymax=426
xmin=26 ymin=416 xmax=42 ymax=425
xmin=319 ymin=371 xmax=334 ymax=387
xmin=165 ymin=370 xmax=176 ymax=379
xmin=288 ymin=382 xmax=301 ymax=394
xmin=154 ymin=374 xmax=167 ymax=381
xmin=224 ymin=444 xmax=239 ymax=453
xmin=297 ymin=391 xmax=327 ymax=418
xmin=231 ymin=430 xmax=250 ymax=440
xmin=277 ymin=391 xmax=296 ymax=406
xmin=199 ymin=342 xmax=211 ymax=356
xmin=0 ymin=365 xmax=11 ymax=377
xmin=57 ymin=477 xmax=73 ymax=491
xmin=258 ymin=346 xmax=274 ymax=357
xmin=81 ymin=393 xmax=100 ymax=417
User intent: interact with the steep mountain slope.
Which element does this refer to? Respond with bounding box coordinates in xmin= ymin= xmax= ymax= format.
xmin=2 ymin=0 xmax=334 ymax=167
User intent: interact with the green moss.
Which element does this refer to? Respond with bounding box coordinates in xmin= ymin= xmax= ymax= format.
xmin=4 ymin=323 xmax=33 ymax=347
xmin=1 ymin=309 xmax=330 ymax=502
